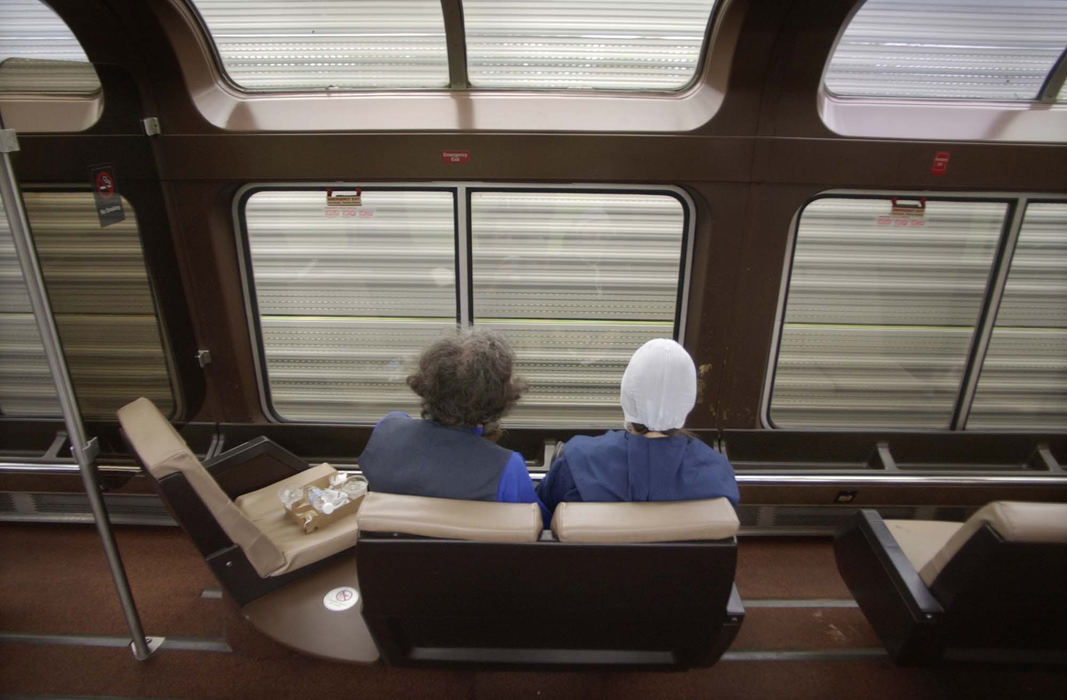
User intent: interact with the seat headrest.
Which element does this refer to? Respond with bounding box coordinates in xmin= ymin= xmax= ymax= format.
xmin=356 ymin=492 xmax=542 ymax=543
xmin=117 ymin=396 xmax=197 ymax=478
xmin=117 ymin=397 xmax=286 ymax=578
xmin=551 ymin=498 xmax=739 ymax=543
xmin=970 ymin=501 xmax=1067 ymax=543
xmin=918 ymin=501 xmax=1067 ymax=586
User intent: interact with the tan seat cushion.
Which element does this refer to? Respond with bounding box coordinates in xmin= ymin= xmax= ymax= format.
xmin=916 ymin=501 xmax=1067 ymax=586
xmin=235 ymin=463 xmax=361 ymax=576
xmin=551 ymin=498 xmax=739 ymax=543
xmin=356 ymin=492 xmax=542 ymax=543
xmin=884 ymin=519 xmax=962 ymax=579
xmin=118 ymin=397 xmax=284 ymax=577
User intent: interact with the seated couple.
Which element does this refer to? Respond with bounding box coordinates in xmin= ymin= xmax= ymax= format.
xmin=359 ymin=330 xmax=739 ymax=523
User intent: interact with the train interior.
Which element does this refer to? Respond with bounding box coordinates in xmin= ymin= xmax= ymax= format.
xmin=1 ymin=0 xmax=1065 ymax=697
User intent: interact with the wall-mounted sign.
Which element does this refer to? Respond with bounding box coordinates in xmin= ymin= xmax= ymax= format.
xmin=930 ymin=151 xmax=951 ymax=176
xmin=89 ymin=164 xmax=126 ymax=227
xmin=441 ymin=150 xmax=470 ymax=164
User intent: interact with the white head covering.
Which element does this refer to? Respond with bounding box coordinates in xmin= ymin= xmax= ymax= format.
xmin=620 ymin=338 xmax=697 ymax=432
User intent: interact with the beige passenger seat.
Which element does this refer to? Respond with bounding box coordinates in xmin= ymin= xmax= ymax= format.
xmin=117 ymin=397 xmax=378 ymax=663
xmin=356 ymin=492 xmax=744 ymax=669
xmin=835 ymin=501 xmax=1067 ymax=665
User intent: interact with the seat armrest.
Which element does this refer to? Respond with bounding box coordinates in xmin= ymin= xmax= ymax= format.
xmin=848 ymin=510 xmax=944 ymax=617
xmin=204 ymin=436 xmax=311 ymax=499
xmin=834 ymin=509 xmax=946 ymax=664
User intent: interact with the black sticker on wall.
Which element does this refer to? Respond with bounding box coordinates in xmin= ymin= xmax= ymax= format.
xmin=89 ymin=164 xmax=126 ymax=227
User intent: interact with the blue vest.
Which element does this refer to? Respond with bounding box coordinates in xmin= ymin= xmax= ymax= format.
xmin=359 ymin=413 xmax=511 ymax=501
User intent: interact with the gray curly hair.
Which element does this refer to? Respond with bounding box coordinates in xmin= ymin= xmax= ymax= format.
xmin=407 ymin=329 xmax=526 ymax=428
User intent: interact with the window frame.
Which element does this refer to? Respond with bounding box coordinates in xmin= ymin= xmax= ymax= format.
xmin=762 ymin=190 xmax=1067 ymax=433
xmin=235 ymin=182 xmax=696 ymax=424
xmin=157 ymin=0 xmax=740 ymax=133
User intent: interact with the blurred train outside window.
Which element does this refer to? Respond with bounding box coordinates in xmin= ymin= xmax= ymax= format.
xmin=188 ymin=0 xmax=719 ymax=92
xmin=189 ymin=0 xmax=450 ymax=90
xmin=825 ymin=0 xmax=1067 ymax=101
xmin=968 ymin=202 xmax=1067 ymax=430
xmin=0 ymin=193 xmax=176 ymax=418
xmin=240 ymin=186 xmax=691 ymax=425
xmin=463 ymin=0 xmax=718 ymax=90
xmin=0 ymin=0 xmax=102 ymax=132
xmin=471 ymin=191 xmax=688 ymax=426
xmin=820 ymin=0 xmax=1067 ymax=141
xmin=767 ymin=194 xmax=1067 ymax=431
xmin=242 ymin=189 xmax=457 ymax=422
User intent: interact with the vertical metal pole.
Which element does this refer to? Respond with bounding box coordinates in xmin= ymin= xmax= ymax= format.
xmin=0 ymin=128 xmax=162 ymax=660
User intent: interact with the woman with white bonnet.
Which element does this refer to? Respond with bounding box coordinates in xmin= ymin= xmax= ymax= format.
xmin=537 ymin=338 xmax=739 ymax=514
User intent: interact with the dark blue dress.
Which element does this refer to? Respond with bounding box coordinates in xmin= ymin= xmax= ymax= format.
xmin=537 ymin=430 xmax=739 ymax=515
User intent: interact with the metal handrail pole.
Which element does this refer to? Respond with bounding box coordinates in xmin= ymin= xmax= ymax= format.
xmin=0 ymin=128 xmax=160 ymax=660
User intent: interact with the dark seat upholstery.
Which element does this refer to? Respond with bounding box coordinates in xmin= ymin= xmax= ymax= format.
xmin=355 ymin=491 xmax=744 ymax=669
xmin=833 ymin=501 xmax=1067 ymax=665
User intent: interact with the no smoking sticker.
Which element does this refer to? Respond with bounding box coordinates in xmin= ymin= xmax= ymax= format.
xmin=89 ymin=164 xmax=126 ymax=227
xmin=323 ymin=586 xmax=359 ymax=612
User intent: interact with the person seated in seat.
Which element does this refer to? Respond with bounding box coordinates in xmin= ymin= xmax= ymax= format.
xmin=537 ymin=338 xmax=739 ymax=515
xmin=359 ymin=329 xmax=546 ymax=518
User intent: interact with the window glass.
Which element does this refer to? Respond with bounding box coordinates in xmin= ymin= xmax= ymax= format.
xmin=0 ymin=0 xmax=100 ymax=94
xmin=471 ymin=190 xmax=687 ymax=426
xmin=244 ymin=189 xmax=457 ymax=421
xmin=245 ymin=186 xmax=690 ymax=425
xmin=464 ymin=0 xmax=719 ymax=90
xmin=969 ymin=203 xmax=1067 ymax=429
xmin=825 ymin=0 xmax=1067 ymax=101
xmin=189 ymin=0 xmax=449 ymax=90
xmin=769 ymin=197 xmax=1005 ymax=428
xmin=0 ymin=192 xmax=175 ymax=418
xmin=0 ymin=198 xmax=58 ymax=416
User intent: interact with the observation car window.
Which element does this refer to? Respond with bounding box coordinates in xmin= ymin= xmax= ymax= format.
xmin=824 ymin=0 xmax=1067 ymax=101
xmin=463 ymin=0 xmax=719 ymax=90
xmin=188 ymin=0 xmax=720 ymax=93
xmin=767 ymin=196 xmax=1005 ymax=429
xmin=470 ymin=190 xmax=686 ymax=426
xmin=241 ymin=186 xmax=691 ymax=425
xmin=243 ymin=189 xmax=458 ymax=421
xmin=0 ymin=0 xmax=102 ymax=132
xmin=968 ymin=202 xmax=1067 ymax=430
xmin=188 ymin=0 xmax=450 ymax=90
xmin=0 ymin=0 xmax=100 ymax=94
xmin=0 ymin=192 xmax=176 ymax=418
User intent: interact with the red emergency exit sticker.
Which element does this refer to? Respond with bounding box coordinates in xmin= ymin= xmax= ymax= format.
xmin=442 ymin=150 xmax=470 ymax=164
xmin=931 ymin=151 xmax=951 ymax=176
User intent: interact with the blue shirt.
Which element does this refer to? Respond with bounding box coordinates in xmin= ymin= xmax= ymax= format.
xmin=537 ymin=430 xmax=740 ymax=515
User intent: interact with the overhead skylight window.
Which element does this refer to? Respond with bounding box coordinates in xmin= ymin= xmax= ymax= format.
xmin=824 ymin=0 xmax=1067 ymax=101
xmin=0 ymin=0 xmax=100 ymax=94
xmin=463 ymin=0 xmax=720 ymax=90
xmin=190 ymin=0 xmax=450 ymax=90
xmin=189 ymin=0 xmax=719 ymax=92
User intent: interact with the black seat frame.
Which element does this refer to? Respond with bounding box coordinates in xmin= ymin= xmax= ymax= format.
xmin=356 ymin=531 xmax=744 ymax=670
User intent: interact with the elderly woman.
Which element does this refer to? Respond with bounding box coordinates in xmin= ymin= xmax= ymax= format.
xmin=537 ymin=338 xmax=739 ymax=515
xmin=359 ymin=329 xmax=544 ymax=511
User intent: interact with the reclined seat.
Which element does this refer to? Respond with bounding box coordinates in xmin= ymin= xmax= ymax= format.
xmin=833 ymin=501 xmax=1067 ymax=665
xmin=117 ymin=397 xmax=378 ymax=663
xmin=356 ymin=492 xmax=744 ymax=669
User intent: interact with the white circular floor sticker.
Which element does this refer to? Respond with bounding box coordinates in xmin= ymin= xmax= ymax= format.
xmin=323 ymin=587 xmax=359 ymax=612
